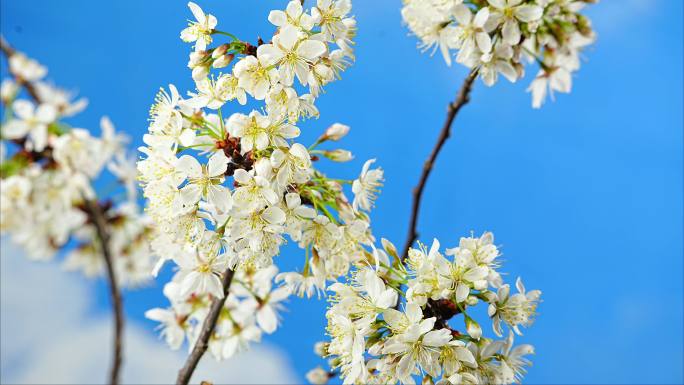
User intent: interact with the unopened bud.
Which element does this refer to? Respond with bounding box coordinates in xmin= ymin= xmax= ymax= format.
xmin=188 ymin=51 xmax=209 ymax=68
xmin=192 ymin=65 xmax=210 ymax=81
xmin=314 ymin=341 xmax=328 ymax=357
xmin=514 ymin=62 xmax=525 ymax=79
xmin=322 ymin=149 xmax=353 ymax=162
xmin=465 ymin=315 xmax=482 ymax=340
xmin=576 ymin=14 xmax=593 ymax=37
xmin=212 ymin=44 xmax=230 ymax=59
xmin=381 ymin=238 xmax=398 ymax=260
xmin=305 ymin=367 xmax=330 ymax=385
xmin=322 ymin=123 xmax=350 ymax=141
xmin=212 ymin=53 xmax=234 ymax=69
xmin=466 ymin=295 xmax=478 ymax=306
xmin=0 ymin=79 xmax=18 ymax=104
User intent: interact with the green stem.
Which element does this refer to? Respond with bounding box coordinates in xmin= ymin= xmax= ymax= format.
xmin=212 ymin=30 xmax=240 ymax=41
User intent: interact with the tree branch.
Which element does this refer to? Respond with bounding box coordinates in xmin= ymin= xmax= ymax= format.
xmin=83 ymin=199 xmax=124 ymax=385
xmin=400 ymin=69 xmax=478 ymax=262
xmin=176 ymin=268 xmax=235 ymax=385
xmin=1 ymin=37 xmax=124 ymax=385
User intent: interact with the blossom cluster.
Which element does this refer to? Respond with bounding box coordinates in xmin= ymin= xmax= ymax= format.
xmin=0 ymin=45 xmax=155 ymax=286
xmin=307 ymin=232 xmax=542 ymax=384
xmin=140 ymin=1 xmax=390 ymax=357
xmin=401 ymin=0 xmax=597 ymax=108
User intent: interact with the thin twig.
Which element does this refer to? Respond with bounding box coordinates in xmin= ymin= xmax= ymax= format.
xmin=1 ymin=36 xmax=124 ymax=385
xmin=176 ymin=268 xmax=235 ymax=385
xmin=83 ymin=199 xmax=124 ymax=385
xmin=400 ymin=69 xmax=478 ymax=262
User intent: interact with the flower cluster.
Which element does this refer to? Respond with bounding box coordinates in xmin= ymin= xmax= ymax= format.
xmin=146 ymin=264 xmax=290 ymax=359
xmin=141 ymin=1 xmax=389 ymax=355
xmin=401 ymin=0 xmax=596 ymax=107
xmin=309 ymin=232 xmax=541 ymax=384
xmin=0 ymin=45 xmax=155 ymax=286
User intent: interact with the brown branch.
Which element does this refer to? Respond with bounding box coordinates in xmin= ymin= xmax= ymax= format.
xmin=82 ymin=199 xmax=124 ymax=385
xmin=176 ymin=268 xmax=235 ymax=385
xmin=400 ymin=69 xmax=478 ymax=262
xmin=2 ymin=37 xmax=125 ymax=385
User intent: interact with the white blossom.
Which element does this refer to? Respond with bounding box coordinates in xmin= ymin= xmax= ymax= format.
xmin=180 ymin=2 xmax=218 ymax=52
xmin=401 ymin=0 xmax=596 ymax=107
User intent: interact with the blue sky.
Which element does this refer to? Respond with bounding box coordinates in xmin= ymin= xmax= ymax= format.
xmin=1 ymin=0 xmax=682 ymax=384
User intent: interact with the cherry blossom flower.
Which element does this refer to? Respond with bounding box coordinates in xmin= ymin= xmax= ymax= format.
xmin=180 ymin=2 xmax=218 ymax=52
xmin=3 ymin=99 xmax=56 ymax=151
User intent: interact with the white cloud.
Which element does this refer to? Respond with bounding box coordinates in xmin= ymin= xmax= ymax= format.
xmin=0 ymin=240 xmax=300 ymax=384
xmin=588 ymin=0 xmax=654 ymax=36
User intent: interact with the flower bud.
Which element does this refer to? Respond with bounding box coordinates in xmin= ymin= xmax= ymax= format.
xmin=322 ymin=123 xmax=350 ymax=141
xmin=212 ymin=53 xmax=234 ymax=69
xmin=305 ymin=367 xmax=330 ymax=385
xmin=466 ymin=295 xmax=478 ymax=306
xmin=314 ymin=341 xmax=328 ymax=357
xmin=576 ymin=14 xmax=594 ymax=37
xmin=211 ymin=43 xmax=230 ymax=59
xmin=322 ymin=149 xmax=353 ymax=162
xmin=192 ymin=65 xmax=209 ymax=81
xmin=465 ymin=315 xmax=482 ymax=339
xmin=0 ymin=79 xmax=18 ymax=103
xmin=381 ymin=238 xmax=398 ymax=260
xmin=188 ymin=51 xmax=209 ymax=68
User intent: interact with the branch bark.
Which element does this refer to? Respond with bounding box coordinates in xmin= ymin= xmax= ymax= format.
xmin=400 ymin=69 xmax=478 ymax=262
xmin=1 ymin=36 xmax=124 ymax=385
xmin=83 ymin=199 xmax=124 ymax=385
xmin=176 ymin=268 xmax=236 ymax=385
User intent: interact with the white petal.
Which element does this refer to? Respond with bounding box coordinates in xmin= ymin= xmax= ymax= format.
xmin=176 ymin=155 xmax=202 ymax=178
xmin=515 ymin=5 xmax=543 ymax=22
xmin=207 ymin=185 xmax=233 ymax=212
xmin=145 ymin=308 xmax=172 ymax=322
xmin=207 ymin=151 xmax=229 ymax=177
xmin=473 ymin=7 xmax=490 ymax=28
xmin=502 ymin=19 xmax=521 ymax=45
xmin=487 ymin=0 xmax=506 ymax=9
xmin=29 ymin=124 xmax=48 ymax=152
xmin=257 ymin=306 xmax=278 ymax=333
xmin=297 ymin=40 xmax=327 ymax=61
xmin=12 ymin=99 xmax=35 ymax=120
xmin=285 ymin=192 xmax=301 ymax=209
xmin=262 ymin=206 xmax=286 ymax=224
xmin=476 ymin=32 xmax=493 ymax=54
xmin=278 ymin=26 xmax=301 ymax=50
xmin=406 ymin=303 xmax=423 ymax=324
xmin=286 ymin=0 xmax=303 ymax=18
xmin=180 ymin=184 xmax=202 ymax=205
xmin=423 ymin=329 xmax=452 ymax=347
xmin=268 ymin=10 xmax=287 ymax=27
xmin=452 ymin=4 xmax=473 ymax=25
xmin=187 ymin=2 xmax=206 ymax=23
xmin=233 ymin=168 xmax=252 ymax=185
xmin=2 ymin=120 xmax=29 ymax=139
xmin=36 ymin=104 xmax=57 ymax=123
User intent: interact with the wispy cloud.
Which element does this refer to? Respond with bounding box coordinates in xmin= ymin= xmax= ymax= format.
xmin=0 ymin=241 xmax=299 ymax=384
xmin=588 ymin=0 xmax=655 ymax=36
